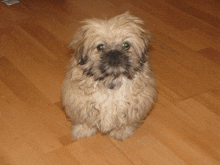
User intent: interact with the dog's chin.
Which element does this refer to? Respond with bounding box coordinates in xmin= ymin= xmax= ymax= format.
xmin=95 ymin=68 xmax=132 ymax=90
xmin=106 ymin=77 xmax=123 ymax=90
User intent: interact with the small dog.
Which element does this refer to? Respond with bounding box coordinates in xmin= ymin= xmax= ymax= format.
xmin=62 ymin=12 xmax=157 ymax=140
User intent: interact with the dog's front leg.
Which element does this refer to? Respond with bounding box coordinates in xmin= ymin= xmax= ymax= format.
xmin=109 ymin=125 xmax=136 ymax=141
xmin=70 ymin=123 xmax=97 ymax=139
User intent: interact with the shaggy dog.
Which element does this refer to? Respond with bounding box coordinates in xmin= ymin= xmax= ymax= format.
xmin=62 ymin=12 xmax=157 ymax=140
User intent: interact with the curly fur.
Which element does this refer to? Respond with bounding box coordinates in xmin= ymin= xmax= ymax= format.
xmin=62 ymin=12 xmax=157 ymax=140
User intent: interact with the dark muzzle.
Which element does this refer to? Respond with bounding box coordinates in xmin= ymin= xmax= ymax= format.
xmin=101 ymin=50 xmax=129 ymax=68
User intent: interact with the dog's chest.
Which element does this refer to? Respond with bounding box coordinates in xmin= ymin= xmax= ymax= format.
xmin=92 ymin=80 xmax=130 ymax=132
xmin=94 ymin=78 xmax=129 ymax=106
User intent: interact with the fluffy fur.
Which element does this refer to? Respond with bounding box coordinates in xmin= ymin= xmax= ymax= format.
xmin=62 ymin=12 xmax=157 ymax=140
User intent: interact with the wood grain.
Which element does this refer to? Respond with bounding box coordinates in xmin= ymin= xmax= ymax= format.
xmin=0 ymin=0 xmax=220 ymax=164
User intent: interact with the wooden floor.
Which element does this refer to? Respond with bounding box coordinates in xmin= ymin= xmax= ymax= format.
xmin=1 ymin=0 xmax=220 ymax=164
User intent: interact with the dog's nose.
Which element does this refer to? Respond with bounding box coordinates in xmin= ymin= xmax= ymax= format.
xmin=106 ymin=50 xmax=122 ymax=67
xmin=104 ymin=50 xmax=128 ymax=67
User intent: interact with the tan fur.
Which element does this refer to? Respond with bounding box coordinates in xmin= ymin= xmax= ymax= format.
xmin=62 ymin=12 xmax=157 ymax=140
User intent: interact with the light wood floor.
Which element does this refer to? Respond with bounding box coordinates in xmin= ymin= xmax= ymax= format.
xmin=1 ymin=0 xmax=220 ymax=164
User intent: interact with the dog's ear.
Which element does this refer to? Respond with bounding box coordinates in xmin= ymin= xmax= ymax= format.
xmin=69 ymin=29 xmax=88 ymax=65
xmin=139 ymin=30 xmax=151 ymax=64
xmin=140 ymin=50 xmax=149 ymax=64
xmin=141 ymin=30 xmax=151 ymax=49
xmin=75 ymin=44 xmax=88 ymax=65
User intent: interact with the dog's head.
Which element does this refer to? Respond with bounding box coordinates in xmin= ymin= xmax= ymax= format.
xmin=70 ymin=12 xmax=151 ymax=89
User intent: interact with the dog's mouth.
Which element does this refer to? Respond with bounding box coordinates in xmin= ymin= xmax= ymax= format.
xmin=95 ymin=50 xmax=131 ymax=89
xmin=81 ymin=50 xmax=139 ymax=90
xmin=106 ymin=77 xmax=123 ymax=90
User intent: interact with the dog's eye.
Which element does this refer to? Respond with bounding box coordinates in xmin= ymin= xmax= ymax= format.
xmin=97 ymin=44 xmax=105 ymax=51
xmin=123 ymin=42 xmax=130 ymax=50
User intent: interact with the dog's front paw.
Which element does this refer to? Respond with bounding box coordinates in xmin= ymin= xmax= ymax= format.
xmin=109 ymin=126 xmax=135 ymax=141
xmin=71 ymin=124 xmax=97 ymax=139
